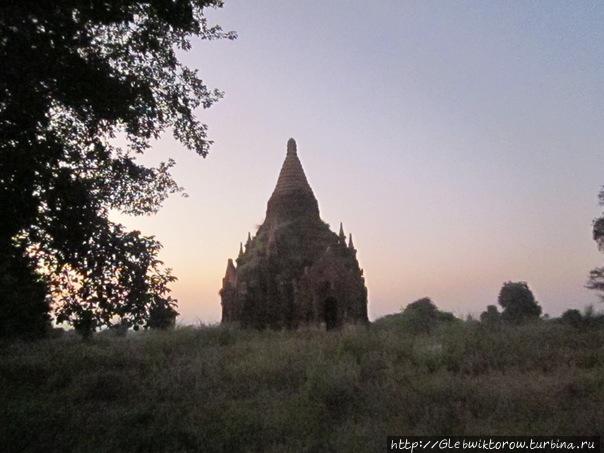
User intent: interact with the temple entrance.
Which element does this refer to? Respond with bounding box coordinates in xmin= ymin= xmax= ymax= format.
xmin=323 ymin=297 xmax=338 ymax=330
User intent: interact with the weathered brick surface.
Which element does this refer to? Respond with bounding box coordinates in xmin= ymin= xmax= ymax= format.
xmin=220 ymin=139 xmax=368 ymax=329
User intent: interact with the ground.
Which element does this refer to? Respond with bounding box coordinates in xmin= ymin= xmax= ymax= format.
xmin=1 ymin=320 xmax=603 ymax=452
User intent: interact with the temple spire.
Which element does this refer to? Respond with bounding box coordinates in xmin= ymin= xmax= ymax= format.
xmin=223 ymin=258 xmax=236 ymax=286
xmin=270 ymin=138 xmax=314 ymax=197
xmin=238 ymin=242 xmax=244 ymax=259
xmin=265 ymin=138 xmax=320 ymax=225
xmin=339 ymin=222 xmax=345 ymax=241
xmin=287 ymin=138 xmax=297 ymax=155
xmin=348 ymin=233 xmax=355 ymax=250
xmin=246 ymin=232 xmax=252 ymax=248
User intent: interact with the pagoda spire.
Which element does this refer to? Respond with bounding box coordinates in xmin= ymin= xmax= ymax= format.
xmin=270 ymin=138 xmax=314 ymax=197
xmin=338 ymin=222 xmax=345 ymax=242
xmin=223 ymin=258 xmax=237 ymax=287
xmin=265 ymin=138 xmax=320 ymax=225
xmin=287 ymin=137 xmax=297 ymax=155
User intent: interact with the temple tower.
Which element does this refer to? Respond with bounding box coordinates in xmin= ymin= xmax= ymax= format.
xmin=220 ymin=138 xmax=368 ymax=329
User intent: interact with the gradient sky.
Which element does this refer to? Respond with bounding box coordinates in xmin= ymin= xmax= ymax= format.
xmin=116 ymin=1 xmax=604 ymax=324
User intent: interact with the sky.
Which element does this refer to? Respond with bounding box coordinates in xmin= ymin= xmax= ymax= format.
xmin=116 ymin=0 xmax=604 ymax=324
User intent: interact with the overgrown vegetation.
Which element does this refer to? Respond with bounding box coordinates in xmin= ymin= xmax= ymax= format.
xmin=1 ymin=317 xmax=603 ymax=452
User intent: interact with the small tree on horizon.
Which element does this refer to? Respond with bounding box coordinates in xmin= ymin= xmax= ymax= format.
xmin=480 ymin=304 xmax=501 ymax=325
xmin=587 ymin=186 xmax=604 ymax=301
xmin=402 ymin=297 xmax=456 ymax=334
xmin=498 ymin=281 xmax=542 ymax=324
xmin=560 ymin=309 xmax=583 ymax=328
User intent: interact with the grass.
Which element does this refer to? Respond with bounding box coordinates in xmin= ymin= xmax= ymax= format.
xmin=1 ymin=320 xmax=603 ymax=452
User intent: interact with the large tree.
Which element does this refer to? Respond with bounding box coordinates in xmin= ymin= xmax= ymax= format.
xmin=497 ymin=281 xmax=542 ymax=324
xmin=0 ymin=1 xmax=235 ymax=337
xmin=587 ymin=186 xmax=604 ymax=301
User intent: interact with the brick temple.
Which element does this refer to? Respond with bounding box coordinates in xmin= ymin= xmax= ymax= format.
xmin=220 ymin=138 xmax=368 ymax=329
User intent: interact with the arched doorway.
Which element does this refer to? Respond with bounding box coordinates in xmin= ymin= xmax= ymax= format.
xmin=323 ymin=297 xmax=338 ymax=330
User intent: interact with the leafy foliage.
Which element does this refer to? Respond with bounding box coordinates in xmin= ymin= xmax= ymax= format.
xmin=399 ymin=297 xmax=457 ymax=334
xmin=0 ymin=1 xmax=235 ymax=335
xmin=0 ymin=244 xmax=50 ymax=339
xmin=588 ymin=186 xmax=604 ymax=301
xmin=560 ymin=309 xmax=584 ymax=328
xmin=497 ymin=281 xmax=542 ymax=324
xmin=480 ymin=304 xmax=501 ymax=325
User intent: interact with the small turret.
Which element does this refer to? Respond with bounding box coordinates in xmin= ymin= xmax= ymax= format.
xmin=223 ymin=258 xmax=237 ymax=287
xmin=338 ymin=222 xmax=346 ymax=242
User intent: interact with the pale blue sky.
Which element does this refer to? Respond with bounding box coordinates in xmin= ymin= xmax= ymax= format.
xmin=118 ymin=1 xmax=604 ymax=323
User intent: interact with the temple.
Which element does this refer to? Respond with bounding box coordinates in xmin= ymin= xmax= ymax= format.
xmin=220 ymin=138 xmax=368 ymax=329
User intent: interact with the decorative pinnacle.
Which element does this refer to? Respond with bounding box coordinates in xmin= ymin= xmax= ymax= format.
xmin=246 ymin=232 xmax=252 ymax=247
xmin=238 ymin=242 xmax=244 ymax=258
xmin=338 ymin=222 xmax=345 ymax=240
xmin=287 ymin=138 xmax=297 ymax=155
xmin=348 ymin=233 xmax=355 ymax=250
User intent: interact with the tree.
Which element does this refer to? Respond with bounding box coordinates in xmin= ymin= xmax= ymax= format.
xmin=480 ymin=304 xmax=501 ymax=325
xmin=587 ymin=186 xmax=604 ymax=301
xmin=402 ymin=297 xmax=456 ymax=334
xmin=0 ymin=245 xmax=50 ymax=339
xmin=560 ymin=309 xmax=583 ymax=328
xmin=0 ymin=1 xmax=236 ymax=337
xmin=497 ymin=281 xmax=542 ymax=324
xmin=148 ymin=302 xmax=178 ymax=330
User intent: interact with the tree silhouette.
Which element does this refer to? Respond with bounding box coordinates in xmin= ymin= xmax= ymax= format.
xmin=587 ymin=186 xmax=604 ymax=301
xmin=480 ymin=304 xmax=501 ymax=325
xmin=402 ymin=297 xmax=455 ymax=334
xmin=498 ymin=281 xmax=542 ymax=324
xmin=560 ymin=309 xmax=583 ymax=328
xmin=0 ymin=1 xmax=235 ymax=336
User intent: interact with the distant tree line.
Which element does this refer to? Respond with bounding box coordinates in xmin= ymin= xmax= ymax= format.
xmin=383 ymin=279 xmax=603 ymax=334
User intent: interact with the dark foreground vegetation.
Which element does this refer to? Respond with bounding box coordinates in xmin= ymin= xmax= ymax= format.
xmin=2 ymin=317 xmax=603 ymax=452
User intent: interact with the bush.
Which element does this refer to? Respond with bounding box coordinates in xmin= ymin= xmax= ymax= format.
xmin=400 ymin=297 xmax=457 ymax=334
xmin=480 ymin=305 xmax=501 ymax=325
xmin=560 ymin=309 xmax=583 ymax=328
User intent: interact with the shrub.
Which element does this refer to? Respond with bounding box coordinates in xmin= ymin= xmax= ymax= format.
xmin=560 ymin=309 xmax=583 ymax=328
xmin=480 ymin=305 xmax=501 ymax=325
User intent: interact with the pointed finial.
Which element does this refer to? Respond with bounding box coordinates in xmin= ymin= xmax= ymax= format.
xmin=238 ymin=242 xmax=243 ymax=258
xmin=348 ymin=233 xmax=355 ymax=250
xmin=224 ymin=259 xmax=237 ymax=286
xmin=287 ymin=138 xmax=297 ymax=155
xmin=226 ymin=258 xmax=235 ymax=271
xmin=338 ymin=222 xmax=345 ymax=241
xmin=246 ymin=232 xmax=252 ymax=247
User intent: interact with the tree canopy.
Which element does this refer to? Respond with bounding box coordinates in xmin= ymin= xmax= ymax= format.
xmin=0 ymin=1 xmax=235 ymax=337
xmin=480 ymin=304 xmax=501 ymax=325
xmin=497 ymin=281 xmax=542 ymax=324
xmin=587 ymin=186 xmax=604 ymax=301
xmin=401 ymin=297 xmax=456 ymax=334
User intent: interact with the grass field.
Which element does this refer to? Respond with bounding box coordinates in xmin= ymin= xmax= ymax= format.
xmin=1 ymin=319 xmax=603 ymax=452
